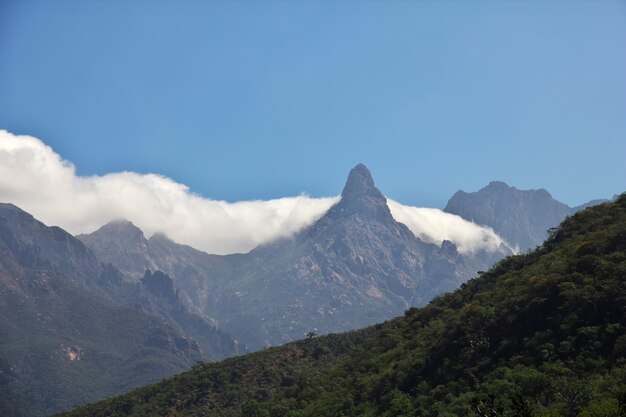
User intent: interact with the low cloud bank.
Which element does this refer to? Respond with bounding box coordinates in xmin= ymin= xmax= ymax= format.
xmin=0 ymin=130 xmax=508 ymax=255
xmin=387 ymin=201 xmax=508 ymax=253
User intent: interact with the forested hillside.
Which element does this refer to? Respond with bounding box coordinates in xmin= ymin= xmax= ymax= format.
xmin=59 ymin=194 xmax=626 ymax=417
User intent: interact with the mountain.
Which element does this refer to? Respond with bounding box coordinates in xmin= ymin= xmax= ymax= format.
xmin=444 ymin=181 xmax=610 ymax=252
xmin=572 ymin=197 xmax=612 ymax=212
xmin=57 ymin=195 xmax=626 ymax=417
xmin=210 ymin=164 xmax=476 ymax=348
xmin=0 ymin=203 xmax=239 ymax=417
xmin=76 ymin=219 xmax=158 ymax=281
xmin=79 ymin=164 xmax=510 ymax=350
xmin=77 ymin=221 xmax=236 ymax=318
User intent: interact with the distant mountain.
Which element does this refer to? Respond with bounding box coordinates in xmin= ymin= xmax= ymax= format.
xmin=572 ymin=197 xmax=612 ymax=212
xmin=76 ymin=219 xmax=158 ymax=280
xmin=444 ymin=181 xmax=609 ymax=251
xmin=58 ymin=195 xmax=626 ymax=417
xmin=78 ymin=220 xmax=240 ymax=319
xmin=0 ymin=203 xmax=239 ymax=417
xmin=80 ymin=165 xmax=511 ymax=350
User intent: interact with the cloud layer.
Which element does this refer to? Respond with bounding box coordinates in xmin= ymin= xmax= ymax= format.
xmin=386 ymin=201 xmax=507 ymax=253
xmin=0 ymin=130 xmax=508 ymax=255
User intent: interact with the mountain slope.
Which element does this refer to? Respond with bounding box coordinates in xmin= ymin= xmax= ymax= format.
xmin=58 ymin=195 xmax=626 ymax=417
xmin=79 ymin=165 xmax=504 ymax=349
xmin=76 ymin=219 xmax=158 ymax=281
xmin=444 ymin=181 xmax=611 ymax=252
xmin=135 ymin=270 xmax=243 ymax=358
xmin=212 ymin=164 xmax=474 ymax=348
xmin=77 ymin=220 xmax=236 ymax=318
xmin=444 ymin=181 xmax=573 ymax=251
xmin=0 ymin=204 xmax=238 ymax=417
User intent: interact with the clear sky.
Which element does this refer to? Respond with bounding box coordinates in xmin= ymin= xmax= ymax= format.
xmin=1 ymin=0 xmax=624 ymax=208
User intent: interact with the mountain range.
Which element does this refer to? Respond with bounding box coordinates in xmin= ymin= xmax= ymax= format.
xmin=0 ymin=164 xmax=615 ymax=416
xmin=58 ymin=191 xmax=626 ymax=417
xmin=77 ymin=164 xmax=511 ymax=349
xmin=445 ymin=181 xmax=610 ymax=252
xmin=0 ymin=203 xmax=240 ymax=417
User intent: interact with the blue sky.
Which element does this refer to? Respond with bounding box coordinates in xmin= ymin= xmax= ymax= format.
xmin=1 ymin=0 xmax=624 ymax=208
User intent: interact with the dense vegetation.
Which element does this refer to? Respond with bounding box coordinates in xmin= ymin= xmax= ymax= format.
xmin=58 ymin=195 xmax=626 ymax=417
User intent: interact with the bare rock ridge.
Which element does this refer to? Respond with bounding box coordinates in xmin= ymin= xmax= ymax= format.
xmin=444 ymin=181 xmax=610 ymax=251
xmin=77 ymin=220 xmax=156 ymax=280
xmin=307 ymin=164 xmax=414 ymax=241
xmin=339 ymin=163 xmax=387 ymax=211
xmin=79 ymin=164 xmax=494 ymax=349
xmin=323 ymin=163 xmax=398 ymax=226
xmin=342 ymin=163 xmax=377 ymax=196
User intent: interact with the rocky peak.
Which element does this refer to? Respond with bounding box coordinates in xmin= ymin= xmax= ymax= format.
xmin=444 ymin=181 xmax=574 ymax=251
xmin=91 ymin=219 xmax=146 ymax=243
xmin=481 ymin=181 xmax=553 ymax=200
xmin=77 ymin=219 xmax=148 ymax=253
xmin=77 ymin=220 xmax=155 ymax=280
xmin=484 ymin=181 xmax=511 ymax=191
xmin=325 ymin=164 xmax=393 ymax=224
xmin=341 ymin=164 xmax=385 ymax=200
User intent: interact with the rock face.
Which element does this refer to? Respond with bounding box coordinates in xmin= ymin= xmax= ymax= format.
xmin=136 ymin=270 xmax=242 ymax=359
xmin=141 ymin=270 xmax=179 ymax=303
xmin=444 ymin=181 xmax=607 ymax=252
xmin=0 ymin=203 xmax=239 ymax=417
xmin=214 ymin=164 xmax=473 ymax=347
xmin=78 ymin=222 xmax=237 ymax=318
xmin=80 ymin=164 xmax=504 ymax=350
xmin=77 ymin=220 xmax=157 ymax=280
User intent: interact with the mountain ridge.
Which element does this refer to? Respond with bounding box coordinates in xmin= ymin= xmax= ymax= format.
xmin=0 ymin=203 xmax=241 ymax=417
xmin=78 ymin=165 xmax=508 ymax=349
xmin=58 ymin=194 xmax=626 ymax=417
xmin=444 ymin=180 xmax=610 ymax=251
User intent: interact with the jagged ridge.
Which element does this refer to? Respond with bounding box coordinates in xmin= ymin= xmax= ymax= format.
xmin=57 ymin=195 xmax=626 ymax=417
xmin=79 ymin=164 xmax=492 ymax=349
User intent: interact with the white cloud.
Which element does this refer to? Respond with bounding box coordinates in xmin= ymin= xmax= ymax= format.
xmin=387 ymin=201 xmax=509 ymax=253
xmin=0 ymin=130 xmax=509 ymax=255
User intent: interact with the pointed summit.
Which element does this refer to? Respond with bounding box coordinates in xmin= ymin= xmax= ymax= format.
xmin=321 ymin=164 xmax=393 ymax=224
xmin=341 ymin=164 xmax=385 ymax=201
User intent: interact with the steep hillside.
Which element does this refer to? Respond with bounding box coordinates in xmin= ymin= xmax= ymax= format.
xmin=0 ymin=204 xmax=239 ymax=417
xmin=59 ymin=194 xmax=626 ymax=417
